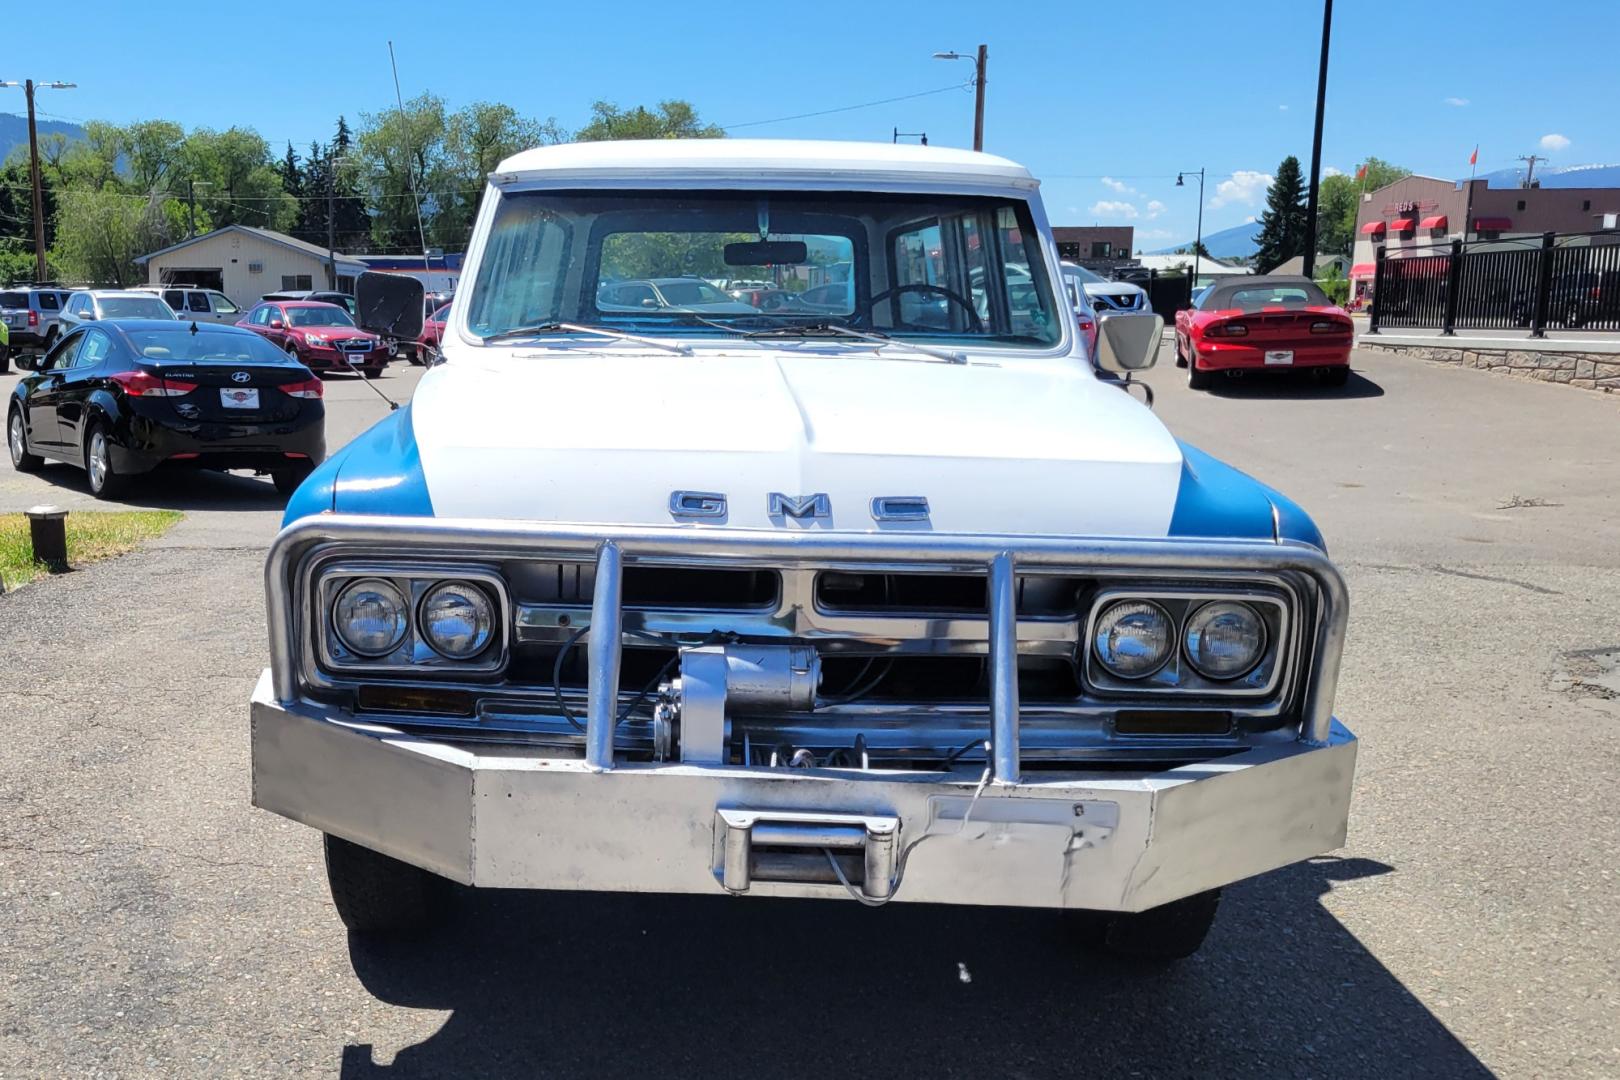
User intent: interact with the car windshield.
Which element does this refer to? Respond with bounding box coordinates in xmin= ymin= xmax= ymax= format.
xmin=287 ymin=306 xmax=355 ymax=327
xmin=127 ymin=328 xmax=291 ymax=364
xmin=467 ymin=190 xmax=1062 ymax=348
xmin=431 ymin=305 xmax=451 ymax=321
xmin=1222 ymin=284 xmax=1329 ymax=308
xmin=100 ymin=297 xmax=176 ymax=319
xmin=1065 ymin=265 xmax=1108 ymax=285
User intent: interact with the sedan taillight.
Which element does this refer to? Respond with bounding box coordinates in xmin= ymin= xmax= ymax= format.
xmin=1206 ymin=321 xmax=1248 ymax=337
xmin=111 ymin=371 xmax=197 ymax=397
xmin=1310 ymin=320 xmax=1349 ymax=334
xmin=282 ymin=378 xmax=324 ymax=399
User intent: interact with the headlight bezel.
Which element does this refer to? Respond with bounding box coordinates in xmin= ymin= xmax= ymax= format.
xmin=1083 ymin=587 xmax=1289 ymax=698
xmin=312 ymin=560 xmax=509 ymax=677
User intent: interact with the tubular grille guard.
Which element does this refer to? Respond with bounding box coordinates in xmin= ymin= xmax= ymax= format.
xmin=266 ymin=516 xmax=1349 ymax=779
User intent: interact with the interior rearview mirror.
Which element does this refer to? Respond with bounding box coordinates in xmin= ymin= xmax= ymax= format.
xmin=356 ymin=271 xmax=425 ymax=340
xmin=1094 ymin=312 xmax=1164 ymax=374
xmin=725 ymin=240 xmax=808 ymax=266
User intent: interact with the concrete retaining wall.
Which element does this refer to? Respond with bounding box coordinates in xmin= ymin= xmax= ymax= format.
xmin=1359 ymin=341 xmax=1620 ymax=392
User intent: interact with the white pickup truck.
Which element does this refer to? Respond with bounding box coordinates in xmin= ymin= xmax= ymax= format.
xmin=252 ymin=140 xmax=1354 ymax=960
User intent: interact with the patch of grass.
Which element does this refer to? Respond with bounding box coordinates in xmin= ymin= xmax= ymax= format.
xmin=0 ymin=510 xmax=183 ymax=591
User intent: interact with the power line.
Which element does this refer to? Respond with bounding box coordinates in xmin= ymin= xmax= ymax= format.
xmin=718 ymin=82 xmax=970 ymax=131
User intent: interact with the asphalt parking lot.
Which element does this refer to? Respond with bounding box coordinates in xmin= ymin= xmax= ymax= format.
xmin=2 ymin=348 xmax=1617 ymax=1078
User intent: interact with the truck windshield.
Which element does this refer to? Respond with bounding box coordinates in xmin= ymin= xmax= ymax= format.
xmin=466 ymin=190 xmax=1062 ymax=348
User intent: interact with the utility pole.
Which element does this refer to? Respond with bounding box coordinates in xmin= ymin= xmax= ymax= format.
xmin=1 ymin=79 xmax=75 ymax=282
xmin=1179 ymin=169 xmax=1206 ymax=288
xmin=326 ymin=156 xmax=338 ymax=291
xmin=184 ymin=178 xmax=210 ymax=239
xmin=932 ymin=45 xmax=988 ymax=151
xmin=1516 ymin=154 xmax=1543 ymax=188
xmin=1300 ymin=0 xmax=1333 ymax=279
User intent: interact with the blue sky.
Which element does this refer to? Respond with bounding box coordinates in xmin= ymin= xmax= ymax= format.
xmin=8 ymin=0 xmax=1616 ymax=250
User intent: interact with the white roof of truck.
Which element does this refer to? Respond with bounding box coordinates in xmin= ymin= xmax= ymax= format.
xmin=492 ymin=139 xmax=1038 ymax=192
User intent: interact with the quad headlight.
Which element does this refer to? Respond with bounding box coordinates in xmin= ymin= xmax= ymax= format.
xmin=1183 ymin=600 xmax=1266 ymax=679
xmin=333 ymin=578 xmax=410 ymax=657
xmin=419 ymin=582 xmax=495 ymax=659
xmin=1092 ymin=599 xmax=1174 ymax=679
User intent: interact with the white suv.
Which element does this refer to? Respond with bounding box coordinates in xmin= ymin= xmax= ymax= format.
xmin=131 ymin=285 xmax=243 ymax=325
xmin=59 ymin=290 xmax=179 ymax=329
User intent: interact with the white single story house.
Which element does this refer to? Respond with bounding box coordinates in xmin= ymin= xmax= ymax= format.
xmin=134 ymin=225 xmax=368 ymax=311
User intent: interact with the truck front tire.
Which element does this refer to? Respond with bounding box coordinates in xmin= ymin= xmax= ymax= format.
xmin=1075 ymin=888 xmax=1222 ymax=961
xmin=323 ymin=834 xmax=452 ymax=937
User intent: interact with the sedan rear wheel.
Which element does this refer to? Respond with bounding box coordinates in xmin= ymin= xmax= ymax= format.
xmin=85 ymin=422 xmax=129 ymax=499
xmin=9 ymin=409 xmax=43 ymax=472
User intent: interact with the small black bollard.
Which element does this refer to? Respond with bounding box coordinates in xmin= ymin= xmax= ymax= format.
xmin=26 ymin=505 xmax=69 ymax=571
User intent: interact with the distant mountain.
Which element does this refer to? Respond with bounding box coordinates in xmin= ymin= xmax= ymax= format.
xmin=1150 ymin=220 xmax=1258 ymax=259
xmin=0 ymin=112 xmax=86 ymax=165
xmin=1470 ymin=162 xmax=1620 ymax=189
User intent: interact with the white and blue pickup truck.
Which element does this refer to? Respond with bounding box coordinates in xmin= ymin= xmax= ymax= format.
xmin=252 ymin=140 xmax=1354 ymax=960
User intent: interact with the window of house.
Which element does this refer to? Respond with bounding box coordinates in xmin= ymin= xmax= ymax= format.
xmin=1582 ymin=200 xmax=1591 ymax=212
xmin=1516 ymin=200 xmax=1527 ymax=211
xmin=1090 ymin=241 xmax=1112 ymax=258
xmin=280 ymin=274 xmax=314 ymax=291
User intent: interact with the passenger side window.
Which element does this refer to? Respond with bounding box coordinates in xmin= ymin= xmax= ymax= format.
xmin=187 ymin=291 xmax=211 ymax=313
xmin=163 ymin=290 xmax=185 ymax=310
xmin=210 ymin=293 xmax=239 ymax=314
xmin=45 ymin=332 xmax=84 ymax=370
xmin=37 ymin=291 xmax=60 ymax=311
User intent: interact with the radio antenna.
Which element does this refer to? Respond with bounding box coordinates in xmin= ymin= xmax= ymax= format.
xmin=387 ymin=40 xmax=432 ymax=276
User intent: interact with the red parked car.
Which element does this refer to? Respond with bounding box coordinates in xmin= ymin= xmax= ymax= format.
xmin=1174 ymin=276 xmax=1353 ymax=390
xmin=413 ymin=303 xmax=451 ymax=363
xmin=236 ymin=301 xmax=390 ymax=378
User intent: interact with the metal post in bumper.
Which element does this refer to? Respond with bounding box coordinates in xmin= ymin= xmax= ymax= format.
xmin=987 ymin=551 xmax=1020 ymax=784
xmin=586 ymin=540 xmax=624 ymax=770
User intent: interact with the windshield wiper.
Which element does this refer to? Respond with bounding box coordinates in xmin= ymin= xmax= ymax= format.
xmin=745 ymin=321 xmax=965 ymax=364
xmin=481 ymin=321 xmax=692 ymax=355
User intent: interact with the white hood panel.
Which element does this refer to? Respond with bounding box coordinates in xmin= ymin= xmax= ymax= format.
xmin=411 ymin=347 xmax=1184 ymax=537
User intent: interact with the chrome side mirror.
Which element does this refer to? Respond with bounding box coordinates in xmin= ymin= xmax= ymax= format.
xmin=1095 ymin=312 xmax=1164 ymax=373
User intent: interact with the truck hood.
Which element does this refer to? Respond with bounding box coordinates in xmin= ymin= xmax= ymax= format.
xmin=394 ymin=347 xmax=1186 ymax=536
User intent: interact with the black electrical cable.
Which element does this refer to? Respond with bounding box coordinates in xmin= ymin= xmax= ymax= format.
xmin=552 ymin=629 xmax=704 ymax=734
xmin=941 ymin=738 xmax=990 ymax=769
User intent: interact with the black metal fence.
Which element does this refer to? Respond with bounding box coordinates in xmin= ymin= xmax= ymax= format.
xmin=1370 ymin=232 xmax=1620 ymax=336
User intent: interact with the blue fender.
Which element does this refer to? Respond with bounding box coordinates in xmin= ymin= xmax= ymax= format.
xmin=1168 ymin=441 xmax=1326 ymax=550
xmin=282 ymin=401 xmax=434 ymax=526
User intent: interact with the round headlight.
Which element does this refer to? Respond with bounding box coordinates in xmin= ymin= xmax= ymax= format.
xmin=419 ymin=582 xmax=495 ymax=659
xmin=1184 ymin=601 xmax=1267 ymax=679
xmin=1092 ymin=600 xmax=1173 ymax=679
xmin=333 ymin=578 xmax=409 ymax=657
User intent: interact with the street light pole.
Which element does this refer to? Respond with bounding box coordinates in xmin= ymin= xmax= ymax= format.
xmin=932 ymin=46 xmax=988 ymax=151
xmin=1301 ymin=0 xmax=1333 ymax=277
xmin=1178 ymin=169 xmax=1206 ymax=287
xmin=1 ymin=79 xmax=75 ymax=282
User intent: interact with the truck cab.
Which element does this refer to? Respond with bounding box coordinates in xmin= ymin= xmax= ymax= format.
xmin=251 ymin=140 xmax=1354 ymax=959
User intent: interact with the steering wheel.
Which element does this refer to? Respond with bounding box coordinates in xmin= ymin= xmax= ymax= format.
xmin=864 ymin=283 xmax=983 ymax=333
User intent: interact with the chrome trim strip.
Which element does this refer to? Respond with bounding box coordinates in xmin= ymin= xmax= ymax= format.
xmin=586 ymin=541 xmax=623 ymax=770
xmin=987 ymin=552 xmax=1020 ymax=783
xmin=266 ymin=517 xmax=1347 ymax=746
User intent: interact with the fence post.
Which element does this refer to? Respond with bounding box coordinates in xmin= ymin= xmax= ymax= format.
xmin=1529 ymin=231 xmax=1556 ymax=339
xmin=1441 ymin=239 xmax=1463 ymax=336
xmin=1367 ymin=244 xmax=1385 ymax=334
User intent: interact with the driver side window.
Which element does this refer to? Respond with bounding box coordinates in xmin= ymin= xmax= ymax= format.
xmin=46 ymin=332 xmax=84 ymax=370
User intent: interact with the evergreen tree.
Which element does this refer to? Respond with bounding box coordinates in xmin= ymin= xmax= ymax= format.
xmin=1252 ymin=155 xmax=1308 ymax=274
xmin=328 ymin=117 xmax=371 ymax=252
xmin=278 ymin=142 xmax=302 ymax=202
xmin=292 ymin=140 xmax=328 ymax=245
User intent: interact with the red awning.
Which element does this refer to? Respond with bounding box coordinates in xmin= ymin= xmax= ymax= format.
xmin=1360 ymin=221 xmax=1386 ymax=234
xmin=1473 ymin=216 xmax=1512 ymax=230
xmin=1350 ymin=263 xmax=1376 ymax=280
xmin=1419 ymin=215 xmax=1448 ymax=229
xmin=1389 ymin=217 xmax=1416 ymax=231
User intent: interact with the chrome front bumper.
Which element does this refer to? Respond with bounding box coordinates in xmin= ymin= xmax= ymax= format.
xmin=251 ymin=671 xmax=1356 ymax=912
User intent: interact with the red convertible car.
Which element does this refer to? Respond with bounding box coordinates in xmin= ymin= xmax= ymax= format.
xmin=1174 ymin=276 xmax=1353 ymax=390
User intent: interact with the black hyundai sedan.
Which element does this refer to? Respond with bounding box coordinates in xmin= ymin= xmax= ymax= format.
xmin=7 ymin=320 xmax=326 ymax=499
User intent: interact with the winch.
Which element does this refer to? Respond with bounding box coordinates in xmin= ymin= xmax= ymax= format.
xmin=650 ymin=644 xmax=820 ymax=763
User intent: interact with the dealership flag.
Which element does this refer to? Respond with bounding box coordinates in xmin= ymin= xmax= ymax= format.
xmin=1355 ymin=163 xmax=1368 ymax=180
xmin=1469 ymin=145 xmax=1479 ymax=166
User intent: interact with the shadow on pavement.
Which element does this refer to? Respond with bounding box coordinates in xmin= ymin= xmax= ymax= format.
xmin=1204 ymin=369 xmax=1386 ymax=400
xmin=338 ymin=856 xmax=1489 ymax=1079
xmin=26 ymin=461 xmax=285 ymax=512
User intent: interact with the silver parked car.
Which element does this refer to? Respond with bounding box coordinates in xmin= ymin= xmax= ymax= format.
xmin=131 ymin=285 xmax=244 ymax=325
xmin=1060 ymin=261 xmax=1152 ymax=313
xmin=60 ymin=290 xmax=180 ymax=330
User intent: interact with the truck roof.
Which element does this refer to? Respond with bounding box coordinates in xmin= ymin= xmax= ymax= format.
xmin=492 ymin=139 xmax=1038 ymax=192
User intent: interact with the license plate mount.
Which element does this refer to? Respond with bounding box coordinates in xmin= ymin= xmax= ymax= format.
xmin=1264 ymin=350 xmax=1294 ymax=366
xmin=220 ymin=387 xmax=260 ymax=409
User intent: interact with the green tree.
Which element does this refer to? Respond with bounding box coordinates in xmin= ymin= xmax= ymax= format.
xmin=1174 ymin=241 xmax=1212 ymax=259
xmin=182 ymin=127 xmax=296 ymax=231
xmin=1316 ymin=157 xmax=1407 ymax=256
xmin=50 ymin=186 xmax=179 ymax=286
xmin=1253 ymin=155 xmax=1308 ymax=274
xmin=357 ymin=94 xmax=450 ymax=252
xmin=124 ymin=120 xmax=186 ymax=194
xmin=575 ymin=100 xmax=723 ymax=142
xmin=434 ymin=102 xmax=552 ymax=250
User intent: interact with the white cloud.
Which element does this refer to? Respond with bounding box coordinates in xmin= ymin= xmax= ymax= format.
xmin=1088 ymin=200 xmax=1139 ymax=219
xmin=1244 ymin=215 xmax=1258 ymax=224
xmin=1278 ymin=104 xmax=1289 ymax=111
xmin=1209 ymin=170 xmax=1272 ymax=209
xmin=1444 ymin=96 xmax=1470 ymax=107
xmin=1144 ymin=199 xmax=1166 ymax=219
xmin=1323 ymin=165 xmax=1345 ymax=178
xmin=1100 ymin=176 xmax=1135 ymax=194
xmin=1539 ymin=133 xmax=1571 ymax=151
xmin=1138 ymin=228 xmax=1174 ymax=241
